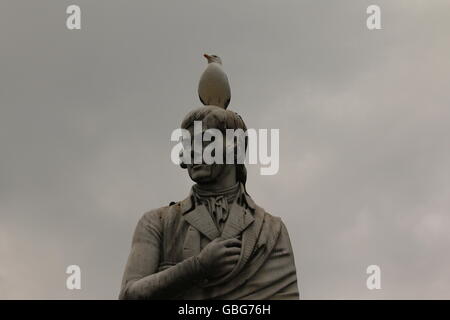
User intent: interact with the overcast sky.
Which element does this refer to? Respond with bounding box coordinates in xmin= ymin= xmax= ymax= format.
xmin=1 ymin=0 xmax=450 ymax=299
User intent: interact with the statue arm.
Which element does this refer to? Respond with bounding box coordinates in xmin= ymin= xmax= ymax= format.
xmin=119 ymin=211 xmax=204 ymax=300
xmin=269 ymin=220 xmax=300 ymax=300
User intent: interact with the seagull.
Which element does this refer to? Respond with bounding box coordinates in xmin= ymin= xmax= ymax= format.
xmin=198 ymin=54 xmax=231 ymax=109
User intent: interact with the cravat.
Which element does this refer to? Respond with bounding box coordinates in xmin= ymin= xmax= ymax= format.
xmin=192 ymin=183 xmax=240 ymax=232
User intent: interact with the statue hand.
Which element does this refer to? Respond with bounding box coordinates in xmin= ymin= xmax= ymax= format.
xmin=197 ymin=237 xmax=242 ymax=279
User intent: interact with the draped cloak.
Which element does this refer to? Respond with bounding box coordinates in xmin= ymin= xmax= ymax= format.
xmin=119 ymin=184 xmax=299 ymax=300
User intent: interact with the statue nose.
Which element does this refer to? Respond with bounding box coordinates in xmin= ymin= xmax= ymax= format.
xmin=191 ymin=148 xmax=206 ymax=164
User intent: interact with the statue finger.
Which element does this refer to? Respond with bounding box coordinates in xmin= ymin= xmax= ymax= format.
xmin=222 ymin=238 xmax=242 ymax=248
xmin=224 ymin=247 xmax=241 ymax=256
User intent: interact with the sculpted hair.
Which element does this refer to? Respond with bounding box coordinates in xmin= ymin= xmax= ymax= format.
xmin=180 ymin=106 xmax=248 ymax=185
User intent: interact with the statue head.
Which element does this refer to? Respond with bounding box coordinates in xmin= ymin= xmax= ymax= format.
xmin=180 ymin=105 xmax=248 ymax=187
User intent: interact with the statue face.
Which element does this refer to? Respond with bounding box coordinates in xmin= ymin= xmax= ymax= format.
xmin=185 ymin=124 xmax=229 ymax=184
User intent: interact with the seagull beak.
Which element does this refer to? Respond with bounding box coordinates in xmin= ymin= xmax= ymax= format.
xmin=203 ymin=53 xmax=211 ymax=60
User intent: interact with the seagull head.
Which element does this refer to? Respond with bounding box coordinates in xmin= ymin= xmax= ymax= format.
xmin=203 ymin=53 xmax=222 ymax=65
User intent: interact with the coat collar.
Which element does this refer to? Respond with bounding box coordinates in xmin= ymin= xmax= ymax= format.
xmin=179 ymin=183 xmax=256 ymax=240
xmin=179 ymin=183 xmax=255 ymax=214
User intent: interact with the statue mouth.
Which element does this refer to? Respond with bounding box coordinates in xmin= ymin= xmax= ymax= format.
xmin=192 ymin=163 xmax=208 ymax=169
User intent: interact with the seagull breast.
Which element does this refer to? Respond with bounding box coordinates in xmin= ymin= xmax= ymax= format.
xmin=198 ymin=61 xmax=231 ymax=109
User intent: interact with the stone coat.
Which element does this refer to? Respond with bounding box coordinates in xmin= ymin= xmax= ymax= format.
xmin=119 ymin=184 xmax=299 ymax=300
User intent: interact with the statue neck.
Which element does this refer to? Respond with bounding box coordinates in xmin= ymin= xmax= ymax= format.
xmin=193 ymin=181 xmax=240 ymax=199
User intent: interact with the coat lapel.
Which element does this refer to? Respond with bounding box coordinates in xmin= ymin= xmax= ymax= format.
xmin=183 ymin=203 xmax=220 ymax=241
xmin=220 ymin=202 xmax=255 ymax=239
xmin=180 ymin=184 xmax=256 ymax=242
xmin=200 ymin=204 xmax=264 ymax=290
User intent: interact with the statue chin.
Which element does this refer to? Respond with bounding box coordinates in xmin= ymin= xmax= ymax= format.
xmin=187 ymin=164 xmax=223 ymax=184
xmin=188 ymin=164 xmax=215 ymax=183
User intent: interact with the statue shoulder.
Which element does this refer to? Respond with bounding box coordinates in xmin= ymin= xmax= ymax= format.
xmin=141 ymin=205 xmax=168 ymax=219
xmin=250 ymin=203 xmax=285 ymax=237
xmin=138 ymin=197 xmax=190 ymax=226
xmin=243 ymin=193 xmax=281 ymax=226
xmin=256 ymin=208 xmax=294 ymax=246
xmin=135 ymin=206 xmax=168 ymax=230
xmin=251 ymin=202 xmax=282 ymax=225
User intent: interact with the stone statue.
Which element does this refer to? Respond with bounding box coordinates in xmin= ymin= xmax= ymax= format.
xmin=119 ymin=55 xmax=299 ymax=300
